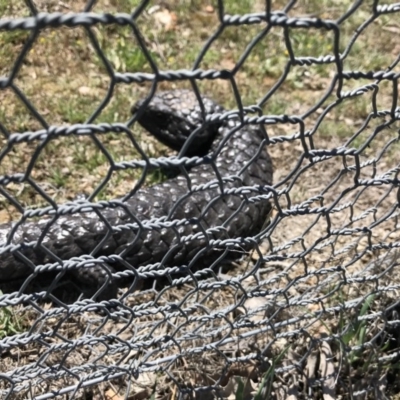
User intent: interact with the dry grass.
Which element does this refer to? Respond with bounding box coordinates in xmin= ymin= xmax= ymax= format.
xmin=1 ymin=0 xmax=400 ymax=399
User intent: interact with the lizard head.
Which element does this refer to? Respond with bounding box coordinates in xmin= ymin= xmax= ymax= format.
xmin=132 ymin=89 xmax=225 ymax=157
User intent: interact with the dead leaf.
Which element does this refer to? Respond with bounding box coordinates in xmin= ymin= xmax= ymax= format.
xmin=105 ymin=388 xmax=123 ymax=400
xmin=319 ymin=342 xmax=336 ymax=400
xmin=241 ymin=297 xmax=273 ymax=322
xmin=78 ymin=86 xmax=91 ymax=95
xmin=153 ymin=9 xmax=177 ymax=31
xmin=305 ymin=349 xmax=319 ymax=386
xmin=129 ymin=372 xmax=157 ymax=400
xmin=221 ymin=375 xmax=254 ymax=399
xmin=382 ymin=25 xmax=400 ymax=34
xmin=0 ymin=209 xmax=12 ymax=224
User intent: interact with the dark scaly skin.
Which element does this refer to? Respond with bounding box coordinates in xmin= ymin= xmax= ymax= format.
xmin=0 ymin=90 xmax=273 ymax=299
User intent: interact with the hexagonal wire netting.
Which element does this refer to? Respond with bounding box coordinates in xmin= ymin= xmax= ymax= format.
xmin=1 ymin=1 xmax=400 ymax=399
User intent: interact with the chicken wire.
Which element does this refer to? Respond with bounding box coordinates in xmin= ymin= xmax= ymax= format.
xmin=1 ymin=1 xmax=400 ymax=399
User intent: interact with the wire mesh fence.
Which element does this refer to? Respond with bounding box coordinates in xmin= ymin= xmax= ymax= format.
xmin=1 ymin=0 xmax=400 ymax=399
